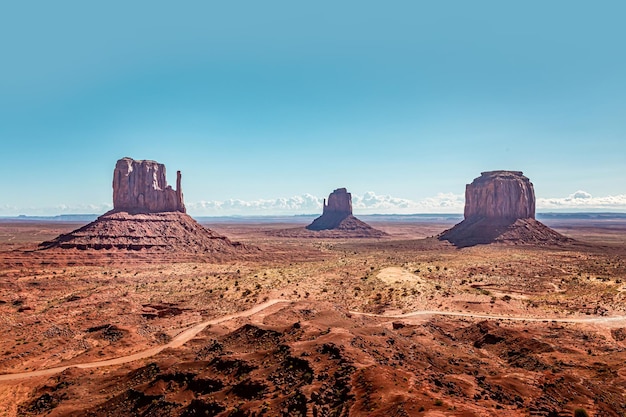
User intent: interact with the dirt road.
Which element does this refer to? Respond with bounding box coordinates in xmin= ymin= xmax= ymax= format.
xmin=0 ymin=299 xmax=292 ymax=382
xmin=2 ymin=298 xmax=625 ymax=382
xmin=349 ymin=309 xmax=626 ymax=324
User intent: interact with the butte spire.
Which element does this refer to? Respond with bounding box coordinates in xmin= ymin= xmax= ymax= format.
xmin=304 ymin=188 xmax=386 ymax=237
xmin=40 ymin=157 xmax=249 ymax=255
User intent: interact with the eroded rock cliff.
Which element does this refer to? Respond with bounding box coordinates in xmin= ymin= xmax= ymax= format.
xmin=304 ymin=188 xmax=386 ymax=237
xmin=464 ymin=171 xmax=535 ymax=221
xmin=307 ymin=188 xmax=353 ymax=230
xmin=113 ymin=157 xmax=185 ymax=213
xmin=41 ymin=157 xmax=252 ymax=255
xmin=439 ymin=171 xmax=570 ymax=247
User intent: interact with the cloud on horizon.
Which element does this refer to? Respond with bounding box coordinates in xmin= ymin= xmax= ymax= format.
xmin=2 ymin=190 xmax=626 ymax=216
xmin=186 ymin=190 xmax=626 ymax=215
xmin=188 ymin=194 xmax=323 ymax=215
xmin=536 ymin=190 xmax=626 ymax=210
xmin=0 ymin=203 xmax=114 ymax=216
xmin=185 ymin=192 xmax=466 ymax=216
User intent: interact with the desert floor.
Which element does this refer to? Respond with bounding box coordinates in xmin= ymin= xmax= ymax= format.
xmin=1 ymin=218 xmax=625 ymax=416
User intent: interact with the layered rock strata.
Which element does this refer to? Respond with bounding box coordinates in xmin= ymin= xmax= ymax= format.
xmin=439 ymin=171 xmax=570 ymax=247
xmin=41 ymin=157 xmax=249 ymax=254
xmin=39 ymin=211 xmax=245 ymax=252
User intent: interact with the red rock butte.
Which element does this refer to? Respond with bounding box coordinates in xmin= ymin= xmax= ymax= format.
xmin=464 ymin=171 xmax=535 ymax=221
xmin=439 ymin=171 xmax=571 ymax=247
xmin=113 ymin=157 xmax=186 ymax=214
xmin=304 ymin=188 xmax=386 ymax=237
xmin=40 ymin=157 xmax=249 ymax=254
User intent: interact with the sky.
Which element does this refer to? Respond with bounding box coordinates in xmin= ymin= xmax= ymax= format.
xmin=1 ymin=1 xmax=625 ymax=216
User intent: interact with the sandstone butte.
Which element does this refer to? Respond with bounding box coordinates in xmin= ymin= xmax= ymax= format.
xmin=40 ymin=157 xmax=248 ymax=253
xmin=439 ymin=170 xmax=571 ymax=247
xmin=305 ymin=188 xmax=387 ymax=237
xmin=112 ymin=157 xmax=186 ymax=214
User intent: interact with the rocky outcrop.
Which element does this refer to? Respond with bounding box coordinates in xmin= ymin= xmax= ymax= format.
xmin=307 ymin=188 xmax=353 ymax=231
xmin=39 ymin=211 xmax=248 ymax=253
xmin=301 ymin=188 xmax=386 ymax=237
xmin=323 ymin=188 xmax=353 ymax=216
xmin=41 ymin=157 xmax=252 ymax=255
xmin=464 ymin=171 xmax=535 ymax=221
xmin=113 ymin=157 xmax=185 ymax=213
xmin=438 ymin=217 xmax=570 ymax=248
xmin=439 ymin=171 xmax=571 ymax=247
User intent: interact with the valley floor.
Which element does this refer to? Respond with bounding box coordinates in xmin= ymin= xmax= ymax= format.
xmin=1 ymin=219 xmax=625 ymax=416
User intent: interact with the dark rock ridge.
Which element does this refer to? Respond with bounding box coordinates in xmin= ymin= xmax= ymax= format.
xmin=41 ymin=157 xmax=250 ymax=254
xmin=439 ymin=171 xmax=571 ymax=247
xmin=113 ymin=157 xmax=185 ymax=213
xmin=303 ymin=188 xmax=386 ymax=237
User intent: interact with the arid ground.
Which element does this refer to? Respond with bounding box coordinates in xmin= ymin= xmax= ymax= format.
xmin=1 ymin=218 xmax=625 ymax=416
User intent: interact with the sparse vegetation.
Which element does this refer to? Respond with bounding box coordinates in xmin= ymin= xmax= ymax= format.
xmin=1 ymin=220 xmax=625 ymax=415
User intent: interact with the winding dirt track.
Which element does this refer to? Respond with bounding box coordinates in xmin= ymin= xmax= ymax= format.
xmin=2 ymin=299 xmax=626 ymax=382
xmin=0 ymin=299 xmax=292 ymax=382
xmin=349 ymin=309 xmax=626 ymax=324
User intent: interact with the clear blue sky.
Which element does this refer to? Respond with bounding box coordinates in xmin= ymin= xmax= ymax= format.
xmin=1 ymin=1 xmax=625 ymax=215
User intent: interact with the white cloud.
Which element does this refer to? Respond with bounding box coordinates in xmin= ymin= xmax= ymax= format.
xmin=187 ymin=194 xmax=323 ymax=215
xmin=186 ymin=190 xmax=626 ymax=215
xmin=569 ymin=190 xmax=592 ymax=199
xmin=537 ymin=191 xmax=626 ymax=211
xmin=2 ymin=190 xmax=625 ymax=217
xmin=352 ymin=192 xmax=464 ymax=214
xmin=186 ymin=191 xmax=465 ymax=216
xmin=0 ymin=203 xmax=113 ymax=216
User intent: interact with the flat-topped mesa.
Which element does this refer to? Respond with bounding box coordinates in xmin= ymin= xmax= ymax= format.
xmin=323 ymin=188 xmax=353 ymax=216
xmin=464 ymin=170 xmax=535 ymax=222
xmin=439 ymin=170 xmax=571 ymax=247
xmin=112 ymin=157 xmax=185 ymax=213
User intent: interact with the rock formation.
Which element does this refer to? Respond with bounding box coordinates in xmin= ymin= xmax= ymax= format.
xmin=41 ymin=157 xmax=250 ymax=254
xmin=113 ymin=157 xmax=185 ymax=213
xmin=464 ymin=171 xmax=535 ymax=221
xmin=439 ymin=171 xmax=570 ymax=247
xmin=298 ymin=188 xmax=386 ymax=237
xmin=39 ymin=211 xmax=246 ymax=253
xmin=307 ymin=188 xmax=353 ymax=231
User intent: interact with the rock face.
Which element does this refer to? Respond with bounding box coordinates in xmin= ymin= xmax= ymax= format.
xmin=306 ymin=188 xmax=353 ymax=230
xmin=39 ymin=211 xmax=247 ymax=253
xmin=113 ymin=157 xmax=185 ymax=213
xmin=464 ymin=171 xmax=535 ymax=221
xmin=41 ymin=157 xmax=251 ymax=255
xmin=302 ymin=188 xmax=386 ymax=237
xmin=323 ymin=188 xmax=353 ymax=217
xmin=439 ymin=171 xmax=571 ymax=247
